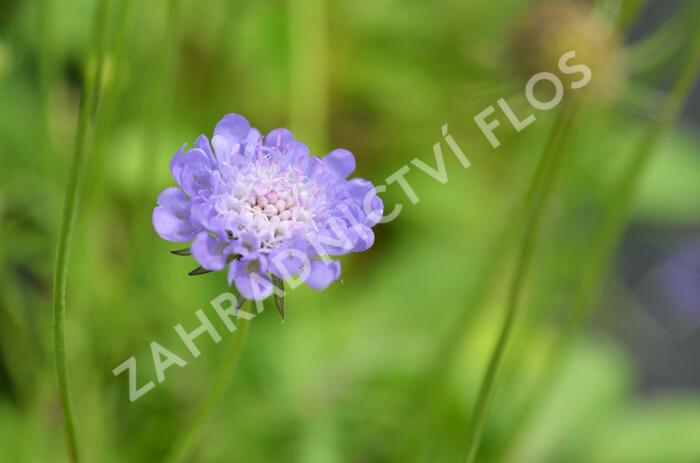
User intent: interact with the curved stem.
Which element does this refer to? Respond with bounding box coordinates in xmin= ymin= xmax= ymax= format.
xmin=165 ymin=313 xmax=252 ymax=463
xmin=392 ymin=112 xmax=562 ymax=462
xmin=461 ymin=107 xmax=576 ymax=463
xmin=52 ymin=1 xmax=110 ymax=461
xmin=428 ymin=120 xmax=558 ymax=378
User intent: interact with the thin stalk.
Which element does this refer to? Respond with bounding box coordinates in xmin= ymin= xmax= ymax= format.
xmin=80 ymin=2 xmax=134 ymax=456
xmin=502 ymin=17 xmax=700 ymax=462
xmin=52 ymin=0 xmax=111 ymax=461
xmin=461 ymin=107 xmax=576 ymax=463
xmin=84 ymin=0 xmax=134 ymax=212
xmin=38 ymin=0 xmax=57 ymax=218
xmin=489 ymin=8 xmax=664 ymax=462
xmin=392 ymin=112 xmax=561 ymax=462
xmin=432 ymin=117 xmax=560 ymax=372
xmin=165 ymin=313 xmax=252 ymax=463
xmin=288 ymin=0 xmax=328 ymax=149
xmin=140 ymin=0 xmax=182 ymax=194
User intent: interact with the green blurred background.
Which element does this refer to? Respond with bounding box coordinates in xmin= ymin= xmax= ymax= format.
xmin=1 ymin=0 xmax=700 ymax=461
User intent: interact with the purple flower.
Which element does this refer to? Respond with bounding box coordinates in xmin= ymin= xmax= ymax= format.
xmin=153 ymin=114 xmax=383 ymax=300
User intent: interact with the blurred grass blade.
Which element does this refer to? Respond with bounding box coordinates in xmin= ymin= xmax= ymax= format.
xmin=393 ymin=110 xmax=564 ymax=461
xmin=38 ymin=0 xmax=58 ymax=225
xmin=165 ymin=299 xmax=252 ymax=463
xmin=627 ymin=16 xmax=686 ymax=76
xmin=502 ymin=11 xmax=700 ymax=460
xmin=556 ymin=5 xmax=700 ymax=367
xmin=461 ymin=106 xmax=577 ymax=463
xmin=83 ymin=0 xmax=134 ymax=214
xmin=52 ymin=0 xmax=112 ymax=461
xmin=289 ymin=0 xmax=327 ymax=149
xmin=617 ymin=0 xmax=650 ymax=28
xmin=140 ymin=0 xmax=182 ymax=194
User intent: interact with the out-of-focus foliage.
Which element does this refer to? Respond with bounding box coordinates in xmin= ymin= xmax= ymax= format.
xmin=1 ymin=0 xmax=699 ymax=462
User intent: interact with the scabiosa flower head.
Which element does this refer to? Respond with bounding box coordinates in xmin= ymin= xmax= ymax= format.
xmin=153 ymin=114 xmax=383 ymax=301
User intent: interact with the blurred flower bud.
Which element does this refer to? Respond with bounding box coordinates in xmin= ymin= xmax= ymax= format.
xmin=508 ymin=2 xmax=626 ymax=102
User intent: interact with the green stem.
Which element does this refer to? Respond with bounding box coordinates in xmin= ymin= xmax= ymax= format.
xmin=391 ymin=112 xmax=563 ymax=463
xmin=461 ymin=107 xmax=576 ymax=463
xmin=52 ymin=1 xmax=111 ymax=461
xmin=84 ymin=0 xmax=133 ymax=214
xmin=140 ymin=0 xmax=182 ymax=196
xmin=423 ymin=111 xmax=560 ymax=382
xmin=502 ymin=16 xmax=700 ymax=462
xmin=38 ymin=0 xmax=57 ymax=211
xmin=165 ymin=312 xmax=252 ymax=463
xmin=288 ymin=0 xmax=328 ymax=149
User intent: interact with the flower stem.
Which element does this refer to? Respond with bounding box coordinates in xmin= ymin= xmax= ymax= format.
xmin=422 ymin=113 xmax=559 ymax=382
xmin=165 ymin=312 xmax=252 ymax=463
xmin=52 ymin=0 xmax=110 ymax=461
xmin=141 ymin=0 xmax=182 ymax=194
xmin=461 ymin=106 xmax=577 ymax=463
xmin=392 ymin=112 xmax=562 ymax=462
xmin=288 ymin=0 xmax=328 ymax=149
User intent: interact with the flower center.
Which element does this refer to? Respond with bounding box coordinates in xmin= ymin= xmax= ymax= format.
xmin=247 ymin=186 xmax=297 ymax=223
xmin=215 ymin=163 xmax=325 ymax=252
